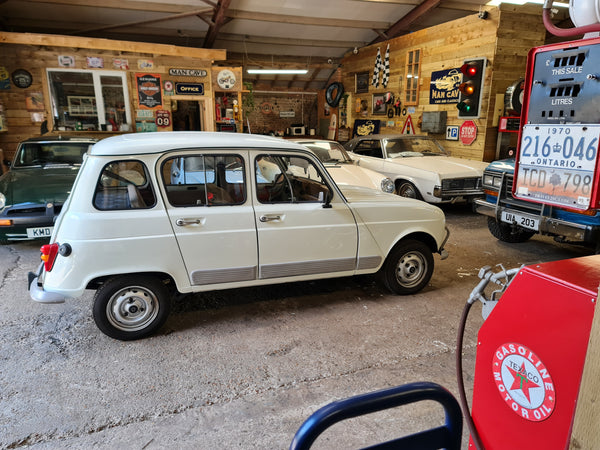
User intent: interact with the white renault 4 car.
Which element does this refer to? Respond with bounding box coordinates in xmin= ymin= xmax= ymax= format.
xmin=29 ymin=132 xmax=449 ymax=341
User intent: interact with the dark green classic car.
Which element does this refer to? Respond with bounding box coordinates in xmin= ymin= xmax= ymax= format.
xmin=0 ymin=136 xmax=97 ymax=243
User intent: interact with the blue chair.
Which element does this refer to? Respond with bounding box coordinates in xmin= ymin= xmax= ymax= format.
xmin=290 ymin=381 xmax=462 ymax=450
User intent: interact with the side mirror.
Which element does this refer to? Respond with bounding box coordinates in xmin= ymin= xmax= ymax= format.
xmin=322 ymin=189 xmax=333 ymax=209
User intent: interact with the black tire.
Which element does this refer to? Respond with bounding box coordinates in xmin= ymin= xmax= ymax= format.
xmin=487 ymin=217 xmax=535 ymax=243
xmin=396 ymin=181 xmax=421 ymax=199
xmin=325 ymin=82 xmax=344 ymax=107
xmin=380 ymin=240 xmax=434 ymax=295
xmin=93 ymin=275 xmax=171 ymax=341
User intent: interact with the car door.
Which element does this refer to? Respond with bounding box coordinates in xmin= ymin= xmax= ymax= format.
xmin=349 ymin=139 xmax=386 ymax=174
xmin=159 ymin=151 xmax=258 ymax=287
xmin=252 ymin=151 xmax=359 ymax=280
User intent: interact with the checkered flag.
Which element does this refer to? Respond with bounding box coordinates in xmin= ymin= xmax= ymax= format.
xmin=371 ymin=47 xmax=383 ymax=87
xmin=382 ymin=44 xmax=390 ymax=87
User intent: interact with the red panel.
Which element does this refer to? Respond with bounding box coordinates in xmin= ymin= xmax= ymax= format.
xmin=470 ymin=256 xmax=599 ymax=449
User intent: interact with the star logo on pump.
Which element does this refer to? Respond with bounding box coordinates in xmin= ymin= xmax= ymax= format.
xmin=492 ymin=342 xmax=556 ymax=422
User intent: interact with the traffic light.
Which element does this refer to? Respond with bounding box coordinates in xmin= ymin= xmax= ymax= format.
xmin=456 ymin=58 xmax=486 ymax=118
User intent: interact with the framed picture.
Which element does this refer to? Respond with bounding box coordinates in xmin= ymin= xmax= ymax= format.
xmin=372 ymin=93 xmax=386 ymax=115
xmin=355 ymin=71 xmax=369 ymax=93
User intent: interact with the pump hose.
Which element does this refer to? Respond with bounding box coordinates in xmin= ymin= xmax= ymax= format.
xmin=543 ymin=0 xmax=600 ymax=37
xmin=456 ymin=300 xmax=485 ymax=450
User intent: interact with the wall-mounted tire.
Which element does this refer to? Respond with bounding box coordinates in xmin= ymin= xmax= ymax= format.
xmin=326 ymin=82 xmax=344 ymax=107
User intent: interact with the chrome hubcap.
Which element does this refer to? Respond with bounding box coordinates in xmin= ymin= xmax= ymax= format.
xmin=107 ymin=286 xmax=159 ymax=331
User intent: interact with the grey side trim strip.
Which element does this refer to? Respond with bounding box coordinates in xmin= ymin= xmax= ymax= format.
xmin=191 ymin=266 xmax=257 ymax=285
xmin=260 ymin=258 xmax=356 ymax=279
xmin=357 ymin=255 xmax=382 ymax=271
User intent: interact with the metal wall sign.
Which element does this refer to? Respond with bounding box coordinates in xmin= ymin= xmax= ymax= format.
xmin=169 ymin=68 xmax=207 ymax=77
xmin=175 ymin=83 xmax=204 ymax=95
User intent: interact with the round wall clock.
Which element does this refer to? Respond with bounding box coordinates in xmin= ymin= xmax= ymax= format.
xmin=11 ymin=69 xmax=33 ymax=88
xmin=217 ymin=69 xmax=236 ymax=90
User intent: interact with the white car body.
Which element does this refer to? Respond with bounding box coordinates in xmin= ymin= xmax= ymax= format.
xmin=290 ymin=139 xmax=394 ymax=193
xmin=344 ymin=135 xmax=489 ymax=203
xmin=29 ymin=132 xmax=449 ymax=340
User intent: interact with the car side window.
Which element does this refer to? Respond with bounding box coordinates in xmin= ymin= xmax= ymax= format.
xmin=255 ymin=154 xmax=330 ymax=204
xmin=93 ymin=160 xmax=156 ymax=210
xmin=353 ymin=140 xmax=384 ymax=158
xmin=161 ymin=154 xmax=246 ymax=207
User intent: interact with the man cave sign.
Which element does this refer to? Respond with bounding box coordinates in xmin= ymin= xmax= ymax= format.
xmin=493 ymin=342 xmax=556 ymax=422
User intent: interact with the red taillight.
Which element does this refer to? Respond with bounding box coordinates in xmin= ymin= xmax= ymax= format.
xmin=40 ymin=243 xmax=59 ymax=272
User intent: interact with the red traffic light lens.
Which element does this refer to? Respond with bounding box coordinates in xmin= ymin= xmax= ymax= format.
xmin=461 ymin=63 xmax=478 ymax=77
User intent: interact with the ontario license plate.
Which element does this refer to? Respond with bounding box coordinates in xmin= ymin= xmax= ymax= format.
xmin=26 ymin=226 xmax=53 ymax=238
xmin=501 ymin=211 xmax=539 ymax=231
xmin=515 ymin=124 xmax=600 ymax=209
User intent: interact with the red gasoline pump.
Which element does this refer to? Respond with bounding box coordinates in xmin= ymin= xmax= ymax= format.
xmin=464 ymin=256 xmax=599 ymax=449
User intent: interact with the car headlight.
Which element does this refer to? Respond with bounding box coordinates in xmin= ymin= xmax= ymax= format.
xmin=0 ymin=192 xmax=5 ymax=209
xmin=482 ymin=173 xmax=502 ymax=189
xmin=381 ymin=177 xmax=394 ymax=193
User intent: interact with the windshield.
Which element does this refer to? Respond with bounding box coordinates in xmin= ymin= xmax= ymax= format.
xmin=13 ymin=142 xmax=93 ymax=167
xmin=384 ymin=138 xmax=447 ymax=158
xmin=301 ymin=141 xmax=352 ymax=164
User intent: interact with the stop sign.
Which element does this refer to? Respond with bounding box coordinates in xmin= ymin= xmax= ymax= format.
xmin=459 ymin=120 xmax=477 ymax=145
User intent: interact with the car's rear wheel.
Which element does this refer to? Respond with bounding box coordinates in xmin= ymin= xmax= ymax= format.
xmin=93 ymin=275 xmax=171 ymax=341
xmin=487 ymin=217 xmax=535 ymax=243
xmin=396 ymin=181 xmax=421 ymax=199
xmin=380 ymin=240 xmax=434 ymax=295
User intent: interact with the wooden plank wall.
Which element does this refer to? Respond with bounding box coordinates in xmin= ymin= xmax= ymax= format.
xmin=0 ymin=33 xmax=224 ymax=160
xmin=339 ymin=4 xmax=547 ymax=162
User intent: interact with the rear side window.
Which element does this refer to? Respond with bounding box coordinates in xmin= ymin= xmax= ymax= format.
xmin=93 ymin=160 xmax=156 ymax=210
xmin=353 ymin=140 xmax=384 ymax=158
xmin=161 ymin=154 xmax=246 ymax=207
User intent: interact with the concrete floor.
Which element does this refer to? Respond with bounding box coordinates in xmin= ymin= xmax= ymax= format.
xmin=0 ymin=204 xmax=591 ymax=449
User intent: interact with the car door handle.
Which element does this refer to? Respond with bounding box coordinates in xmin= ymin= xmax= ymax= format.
xmin=259 ymin=214 xmax=282 ymax=222
xmin=176 ymin=218 xmax=204 ymax=226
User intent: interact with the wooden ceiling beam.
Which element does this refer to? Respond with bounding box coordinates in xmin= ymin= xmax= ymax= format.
xmin=12 ymin=0 xmax=191 ymax=13
xmin=203 ymin=0 xmax=231 ymax=48
xmin=217 ymin=33 xmax=366 ymax=50
xmin=0 ymin=30 xmax=226 ymax=60
xmin=372 ymin=0 xmax=442 ymax=43
xmin=225 ymin=9 xmax=389 ymax=30
xmin=72 ymin=8 xmax=213 ymax=35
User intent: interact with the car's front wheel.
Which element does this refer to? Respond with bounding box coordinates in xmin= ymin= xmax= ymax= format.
xmin=396 ymin=181 xmax=421 ymax=199
xmin=487 ymin=217 xmax=535 ymax=243
xmin=380 ymin=240 xmax=434 ymax=295
xmin=93 ymin=275 xmax=171 ymax=340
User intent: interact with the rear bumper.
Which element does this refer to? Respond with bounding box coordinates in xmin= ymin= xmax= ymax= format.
xmin=28 ymin=267 xmax=66 ymax=304
xmin=474 ymin=198 xmax=600 ymax=243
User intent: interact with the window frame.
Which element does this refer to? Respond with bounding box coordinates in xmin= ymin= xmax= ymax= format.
xmin=404 ymin=49 xmax=421 ymax=106
xmin=160 ymin=153 xmax=247 ymax=207
xmin=93 ymin=159 xmax=156 ymax=211
xmin=46 ymin=68 xmax=132 ymax=130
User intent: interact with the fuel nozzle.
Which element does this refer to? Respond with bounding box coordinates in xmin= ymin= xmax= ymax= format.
xmin=467 ymin=264 xmax=522 ymax=319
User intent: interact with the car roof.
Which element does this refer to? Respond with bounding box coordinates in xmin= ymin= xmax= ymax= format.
xmin=20 ymin=135 xmax=98 ymax=144
xmin=350 ymin=134 xmax=432 ymax=141
xmin=89 ymin=132 xmax=308 ymax=156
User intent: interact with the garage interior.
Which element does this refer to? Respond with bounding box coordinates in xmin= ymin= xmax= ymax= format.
xmin=2 ymin=1 xmax=600 ymax=449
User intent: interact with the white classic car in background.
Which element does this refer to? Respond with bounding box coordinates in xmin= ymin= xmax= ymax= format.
xmin=344 ymin=135 xmax=489 ymax=203
xmin=30 ymin=132 xmax=449 ymax=341
xmin=290 ymin=139 xmax=395 ymax=194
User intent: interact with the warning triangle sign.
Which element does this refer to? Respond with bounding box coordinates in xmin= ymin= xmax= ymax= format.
xmin=401 ymin=115 xmax=415 ymax=135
